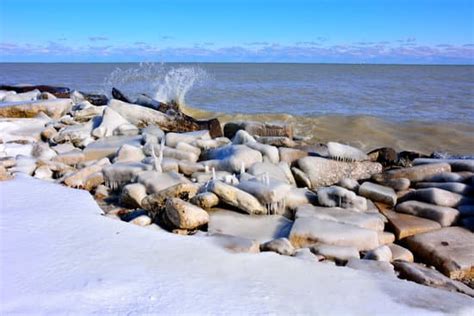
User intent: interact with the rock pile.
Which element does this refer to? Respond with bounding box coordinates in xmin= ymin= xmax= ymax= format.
xmin=0 ymin=85 xmax=473 ymax=298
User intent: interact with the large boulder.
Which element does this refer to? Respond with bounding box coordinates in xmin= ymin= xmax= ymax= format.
xmin=405 ymin=227 xmax=474 ymax=280
xmin=165 ymin=198 xmax=209 ymax=230
xmin=204 ymin=144 xmax=263 ymax=173
xmin=298 ymin=157 xmax=382 ymax=188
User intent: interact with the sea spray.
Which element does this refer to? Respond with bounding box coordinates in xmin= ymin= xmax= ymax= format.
xmin=102 ymin=62 xmax=209 ymax=108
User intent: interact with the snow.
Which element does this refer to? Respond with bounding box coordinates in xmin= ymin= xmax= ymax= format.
xmin=1 ymin=175 xmax=473 ymax=315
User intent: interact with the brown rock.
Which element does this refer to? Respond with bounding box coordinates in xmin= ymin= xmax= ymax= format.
xmin=0 ymin=99 xmax=73 ymax=119
xmin=223 ymin=121 xmax=293 ymax=139
xmin=405 ymin=227 xmax=474 ymax=280
xmin=373 ymin=163 xmax=451 ymax=182
xmin=376 ymin=203 xmax=441 ymax=239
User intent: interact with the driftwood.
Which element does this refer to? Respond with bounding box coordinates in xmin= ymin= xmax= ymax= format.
xmin=0 ymin=85 xmax=71 ymax=98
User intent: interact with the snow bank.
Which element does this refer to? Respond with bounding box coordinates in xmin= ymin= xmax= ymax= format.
xmin=0 ymin=176 xmax=472 ymax=315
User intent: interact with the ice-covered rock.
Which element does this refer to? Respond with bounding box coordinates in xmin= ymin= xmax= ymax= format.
xmin=310 ymin=243 xmax=360 ymax=263
xmin=396 ymin=200 xmax=459 ymax=227
xmin=358 ymin=182 xmax=397 ymax=206
xmin=364 ymin=245 xmax=392 ymax=262
xmin=165 ymin=198 xmax=209 ymax=230
xmin=209 ymin=181 xmax=266 ymax=215
xmin=0 ymin=98 xmax=72 ymax=119
xmin=317 ymin=186 xmax=368 ymax=211
xmin=260 ymin=238 xmax=295 ymax=256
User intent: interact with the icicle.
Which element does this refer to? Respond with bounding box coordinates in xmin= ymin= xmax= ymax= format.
xmin=211 ymin=167 xmax=216 ymax=181
xmin=204 ymin=165 xmax=210 ymax=173
xmin=240 ymin=161 xmax=245 ymax=176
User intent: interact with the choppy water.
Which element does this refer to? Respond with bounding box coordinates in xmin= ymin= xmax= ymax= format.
xmin=1 ymin=62 xmax=473 ymax=155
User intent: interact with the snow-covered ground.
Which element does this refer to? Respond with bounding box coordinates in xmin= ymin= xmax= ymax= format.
xmin=1 ymin=175 xmax=473 ymax=315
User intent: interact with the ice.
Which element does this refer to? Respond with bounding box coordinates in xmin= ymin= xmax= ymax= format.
xmin=1 ymin=175 xmax=473 ymax=314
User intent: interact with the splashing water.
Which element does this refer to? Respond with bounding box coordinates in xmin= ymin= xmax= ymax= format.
xmin=102 ymin=62 xmax=208 ymax=107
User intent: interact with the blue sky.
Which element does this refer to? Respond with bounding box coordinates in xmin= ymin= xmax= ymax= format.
xmin=1 ymin=0 xmax=473 ymax=63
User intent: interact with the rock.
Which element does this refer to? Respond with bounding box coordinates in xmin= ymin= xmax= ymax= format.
xmin=138 ymin=171 xmax=192 ymax=194
xmin=223 ymin=121 xmax=293 ymax=139
xmin=291 ymin=167 xmax=312 ymax=188
xmin=92 ymin=107 xmax=134 ymax=138
xmin=0 ymin=99 xmax=73 ymax=119
xmin=367 ymin=147 xmax=398 ymax=167
xmin=10 ymin=156 xmax=37 ymax=175
xmin=0 ymin=84 xmax=70 ymax=97
xmin=395 ymin=200 xmax=459 ymax=227
xmin=248 ymin=162 xmax=295 ymax=185
xmin=190 ymin=192 xmax=219 ymax=209
xmin=388 ymin=244 xmax=414 ymax=262
xmin=294 ymin=248 xmax=320 ymax=261
xmin=109 ymin=99 xmax=222 ymax=137
xmin=378 ymin=231 xmax=395 ymax=245
xmin=413 ymin=158 xmax=474 ymax=172
xmin=120 ymin=183 xmax=147 ymax=208
xmin=63 ymin=158 xmax=110 ymax=188
xmin=141 ymin=182 xmax=199 ymax=220
xmin=33 ymin=165 xmax=53 ymax=180
xmin=283 ymin=188 xmax=318 ymax=212
xmin=232 ymin=129 xmax=256 ymax=144
xmin=53 ymin=121 xmax=95 ymax=148
xmin=204 ymin=144 xmax=262 ymax=173
xmin=246 ymin=141 xmax=279 ymax=164
xmin=207 ymin=209 xmax=293 ymax=243
xmin=83 ymin=171 xmax=105 ymax=191
xmin=52 ymin=151 xmax=85 ymax=166
xmin=415 ymin=182 xmax=474 ymax=195
xmin=376 ymin=203 xmax=442 ymax=239
xmin=374 ymin=178 xmax=411 ymax=191
xmin=373 ymin=163 xmax=451 ymax=183
xmin=51 ymin=143 xmax=77 ymax=155
xmin=399 ymin=188 xmax=472 ymax=208
xmin=358 ymin=181 xmax=397 ymax=206
xmin=298 ymin=157 xmax=382 ymax=188
xmin=260 ymin=238 xmax=295 ymax=256
xmin=336 ymin=178 xmax=360 ymax=192
xmin=32 ymin=142 xmax=57 ymax=161
xmin=209 ymin=181 xmax=266 ymax=215
xmin=422 ymin=172 xmax=468 ymax=183
xmin=393 ymin=261 xmax=474 ymax=297
xmin=237 ymin=179 xmax=292 ymax=215
xmin=256 ymin=136 xmax=296 ymax=147
xmin=40 ymin=125 xmax=58 ymax=141
xmin=310 ymin=243 xmax=360 ymax=263
xmin=193 ymin=138 xmax=231 ymax=150
xmin=2 ymin=89 xmax=40 ymax=102
xmin=102 ymin=162 xmax=149 ymax=191
xmin=141 ymin=125 xmax=165 ymax=144
xmin=113 ymin=144 xmax=145 ymax=163
xmin=326 ymin=142 xmax=369 ymax=161
xmin=363 ymin=245 xmax=392 ymax=262
xmin=130 ymin=215 xmax=152 ymax=226
xmin=289 ymin=217 xmax=379 ymax=250
xmin=165 ymin=198 xmax=209 ymax=230
xmin=0 ymin=166 xmax=12 ymax=181
xmin=165 ymin=130 xmax=211 ymax=148
xmin=94 ymin=184 xmax=109 ymax=200
xmin=278 ymin=147 xmax=307 ymax=164
xmin=176 ymin=142 xmax=201 ymax=157
xmin=208 ymin=233 xmax=260 ymax=253
xmin=317 ymin=186 xmax=367 ymax=211
xmin=346 ymin=258 xmax=395 ymax=275
xmin=405 ymin=227 xmax=474 ymax=280
xmin=296 ymin=205 xmax=384 ymax=231
xmin=83 ymin=136 xmax=142 ymax=161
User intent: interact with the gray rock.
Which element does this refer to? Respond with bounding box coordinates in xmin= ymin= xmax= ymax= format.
xmin=289 ymin=217 xmax=379 ymax=250
xmin=317 ymin=186 xmax=368 ymax=211
xmin=137 ymin=170 xmax=191 ymax=194
xmin=400 ymin=187 xmax=473 ymax=208
xmin=359 ymin=182 xmax=397 ymax=206
xmin=296 ymin=205 xmax=385 ymax=231
xmin=247 ymin=162 xmax=295 ymax=185
xmin=395 ymin=200 xmax=459 ymax=227
xmin=237 ymin=179 xmax=292 ymax=215
xmin=413 ymin=158 xmax=474 ymax=172
xmin=113 ymin=144 xmax=145 ymax=163
xmin=279 ymin=147 xmax=307 ymax=164
xmin=345 ymin=258 xmax=395 ymax=275
xmin=373 ymin=163 xmax=451 ymax=182
xmin=165 ymin=130 xmax=211 ymax=148
xmin=363 ymin=245 xmax=392 ymax=262
xmin=260 ymin=238 xmax=296 ymax=256
xmin=393 ymin=261 xmax=474 ymax=297
xmin=208 ymin=209 xmax=293 ymax=243
xmin=375 ymin=178 xmax=411 ymax=191
xmin=415 ymin=182 xmax=474 ymax=195
xmin=298 ymin=156 xmax=382 ymax=188
xmin=204 ymin=144 xmax=262 ymax=173
xmin=310 ymin=243 xmax=360 ymax=263
xmin=336 ymin=178 xmax=360 ymax=192
xmin=102 ymin=162 xmax=149 ymax=191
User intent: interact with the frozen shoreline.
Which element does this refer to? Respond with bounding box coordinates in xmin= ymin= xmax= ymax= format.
xmin=1 ymin=175 xmax=473 ymax=315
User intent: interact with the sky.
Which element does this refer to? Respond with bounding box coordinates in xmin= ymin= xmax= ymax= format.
xmin=0 ymin=0 xmax=473 ymax=63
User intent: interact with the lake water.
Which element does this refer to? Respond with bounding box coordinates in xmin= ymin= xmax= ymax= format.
xmin=1 ymin=62 xmax=473 ymax=155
